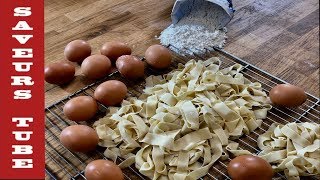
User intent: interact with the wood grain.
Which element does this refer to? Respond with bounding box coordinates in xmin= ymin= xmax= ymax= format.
xmin=45 ymin=0 xmax=319 ymax=106
xmin=45 ymin=0 xmax=319 ymax=179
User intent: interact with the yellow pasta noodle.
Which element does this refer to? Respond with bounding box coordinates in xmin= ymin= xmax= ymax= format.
xmin=94 ymin=57 xmax=271 ymax=180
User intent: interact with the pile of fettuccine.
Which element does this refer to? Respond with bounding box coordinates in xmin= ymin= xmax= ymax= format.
xmin=258 ymin=122 xmax=320 ymax=179
xmin=94 ymin=57 xmax=271 ymax=180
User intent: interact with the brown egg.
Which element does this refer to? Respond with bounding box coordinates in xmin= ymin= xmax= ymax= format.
xmin=81 ymin=54 xmax=112 ymax=79
xmin=227 ymin=155 xmax=273 ymax=180
xmin=94 ymin=80 xmax=127 ymax=106
xmin=269 ymin=84 xmax=307 ymax=107
xmin=116 ymin=55 xmax=145 ymax=79
xmin=60 ymin=125 xmax=98 ymax=152
xmin=85 ymin=159 xmax=124 ymax=180
xmin=145 ymin=44 xmax=172 ymax=69
xmin=100 ymin=41 xmax=131 ymax=62
xmin=63 ymin=96 xmax=98 ymax=122
xmin=64 ymin=40 xmax=91 ymax=63
xmin=45 ymin=61 xmax=75 ymax=85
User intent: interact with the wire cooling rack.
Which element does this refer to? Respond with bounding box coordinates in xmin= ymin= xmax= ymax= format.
xmin=45 ymin=46 xmax=320 ymax=180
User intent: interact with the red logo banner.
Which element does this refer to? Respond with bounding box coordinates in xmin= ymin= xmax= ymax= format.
xmin=0 ymin=1 xmax=44 ymax=179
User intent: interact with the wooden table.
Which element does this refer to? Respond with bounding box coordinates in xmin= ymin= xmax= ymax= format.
xmin=45 ymin=0 xmax=319 ymax=106
xmin=45 ymin=1 xmax=319 ymax=179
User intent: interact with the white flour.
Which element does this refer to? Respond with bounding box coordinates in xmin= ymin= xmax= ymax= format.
xmin=159 ymin=0 xmax=228 ymax=55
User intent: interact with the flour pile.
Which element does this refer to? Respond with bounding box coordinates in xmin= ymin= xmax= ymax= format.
xmin=159 ymin=0 xmax=229 ymax=55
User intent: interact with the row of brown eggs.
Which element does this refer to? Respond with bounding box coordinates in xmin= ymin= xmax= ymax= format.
xmin=45 ymin=40 xmax=173 ymax=85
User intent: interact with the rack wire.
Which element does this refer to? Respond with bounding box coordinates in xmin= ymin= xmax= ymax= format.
xmin=45 ymin=46 xmax=319 ymax=180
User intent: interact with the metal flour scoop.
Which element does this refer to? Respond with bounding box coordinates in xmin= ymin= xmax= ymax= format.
xmin=171 ymin=0 xmax=235 ymax=28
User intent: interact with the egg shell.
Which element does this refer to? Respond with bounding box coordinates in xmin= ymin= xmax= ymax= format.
xmin=100 ymin=41 xmax=131 ymax=62
xmin=269 ymin=84 xmax=307 ymax=107
xmin=94 ymin=80 xmax=127 ymax=106
xmin=116 ymin=55 xmax=145 ymax=79
xmin=60 ymin=125 xmax=99 ymax=152
xmin=81 ymin=54 xmax=112 ymax=79
xmin=63 ymin=96 xmax=98 ymax=122
xmin=45 ymin=61 xmax=75 ymax=85
xmin=85 ymin=159 xmax=124 ymax=180
xmin=64 ymin=40 xmax=91 ymax=63
xmin=145 ymin=44 xmax=172 ymax=69
xmin=227 ymin=155 xmax=273 ymax=180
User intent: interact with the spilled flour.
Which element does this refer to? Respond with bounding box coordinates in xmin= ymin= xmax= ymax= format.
xmin=159 ymin=0 xmax=229 ymax=55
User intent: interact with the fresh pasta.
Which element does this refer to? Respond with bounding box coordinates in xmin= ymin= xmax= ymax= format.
xmin=94 ymin=57 xmax=271 ymax=180
xmin=258 ymin=122 xmax=320 ymax=180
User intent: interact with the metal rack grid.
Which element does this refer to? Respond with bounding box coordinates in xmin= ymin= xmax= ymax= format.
xmin=45 ymin=46 xmax=320 ymax=180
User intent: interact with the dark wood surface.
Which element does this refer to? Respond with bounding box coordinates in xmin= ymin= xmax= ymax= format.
xmin=45 ymin=0 xmax=319 ymax=106
xmin=44 ymin=0 xmax=319 ymax=179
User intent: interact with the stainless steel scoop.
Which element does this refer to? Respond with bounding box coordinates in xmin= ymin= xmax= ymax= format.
xmin=171 ymin=0 xmax=235 ymax=28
